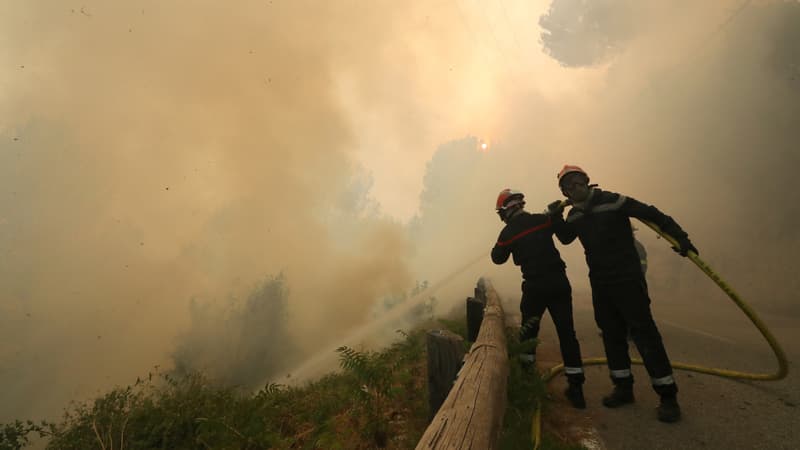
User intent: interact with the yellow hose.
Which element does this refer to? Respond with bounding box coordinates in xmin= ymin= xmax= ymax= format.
xmin=531 ymin=219 xmax=789 ymax=449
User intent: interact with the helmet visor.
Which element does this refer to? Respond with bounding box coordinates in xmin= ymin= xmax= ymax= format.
xmin=559 ymin=172 xmax=588 ymax=190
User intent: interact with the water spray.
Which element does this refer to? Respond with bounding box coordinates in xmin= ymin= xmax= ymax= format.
xmin=271 ymin=252 xmax=489 ymax=385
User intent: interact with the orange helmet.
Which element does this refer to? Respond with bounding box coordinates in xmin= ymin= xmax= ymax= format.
xmin=557 ymin=165 xmax=589 ymax=187
xmin=496 ymin=188 xmax=525 ymax=211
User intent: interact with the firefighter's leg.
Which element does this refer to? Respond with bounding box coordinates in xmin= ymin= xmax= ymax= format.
xmin=547 ymin=273 xmax=585 ymax=408
xmin=592 ymin=282 xmax=635 ymax=407
xmin=618 ymin=278 xmax=681 ymax=422
xmin=519 ymin=281 xmax=547 ymax=366
xmin=547 ymin=274 xmax=584 ymax=380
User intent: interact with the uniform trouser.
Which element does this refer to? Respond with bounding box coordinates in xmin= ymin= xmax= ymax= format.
xmin=521 ymin=272 xmax=584 ymax=384
xmin=591 ymin=277 xmax=678 ymax=397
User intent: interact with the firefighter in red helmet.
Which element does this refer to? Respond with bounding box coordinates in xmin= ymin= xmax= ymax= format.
xmin=492 ymin=188 xmax=586 ymax=409
xmin=547 ymin=165 xmax=697 ymax=423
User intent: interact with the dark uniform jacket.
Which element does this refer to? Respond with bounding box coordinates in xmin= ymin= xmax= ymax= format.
xmin=560 ymin=189 xmax=688 ymax=284
xmin=491 ymin=211 xmax=570 ymax=280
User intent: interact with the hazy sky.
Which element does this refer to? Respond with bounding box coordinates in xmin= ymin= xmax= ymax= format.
xmin=337 ymin=0 xmax=600 ymax=220
xmin=2 ymin=0 xmax=798 ymax=423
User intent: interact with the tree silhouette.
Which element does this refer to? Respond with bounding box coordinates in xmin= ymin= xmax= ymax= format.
xmin=538 ymin=0 xmax=638 ymax=67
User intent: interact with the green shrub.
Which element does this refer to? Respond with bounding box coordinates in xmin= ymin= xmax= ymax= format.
xmin=3 ymin=316 xmax=581 ymax=449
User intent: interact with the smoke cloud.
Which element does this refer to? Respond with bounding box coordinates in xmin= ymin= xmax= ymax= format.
xmin=410 ymin=0 xmax=800 ymax=320
xmin=0 ymin=0 xmax=436 ymax=421
xmin=2 ymin=0 xmax=798 ymax=425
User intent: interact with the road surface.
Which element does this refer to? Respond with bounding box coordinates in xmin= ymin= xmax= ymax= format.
xmin=532 ymin=294 xmax=798 ymax=450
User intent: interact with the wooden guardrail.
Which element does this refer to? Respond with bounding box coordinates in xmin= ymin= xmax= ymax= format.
xmin=416 ymin=278 xmax=509 ymax=450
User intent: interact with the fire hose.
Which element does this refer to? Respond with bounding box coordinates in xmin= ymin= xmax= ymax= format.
xmin=532 ymin=218 xmax=789 ymax=450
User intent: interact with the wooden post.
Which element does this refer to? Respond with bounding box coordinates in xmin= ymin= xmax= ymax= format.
xmin=426 ymin=329 xmax=465 ymax=421
xmin=416 ymin=278 xmax=508 ymax=450
xmin=466 ymin=296 xmax=485 ymax=342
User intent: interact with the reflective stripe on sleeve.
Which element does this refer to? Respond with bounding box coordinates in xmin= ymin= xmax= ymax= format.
xmin=564 ymin=367 xmax=584 ymax=375
xmin=591 ymin=195 xmax=627 ymax=213
xmin=611 ymin=369 xmax=632 ymax=378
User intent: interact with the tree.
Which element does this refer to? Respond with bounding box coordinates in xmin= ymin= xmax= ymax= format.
xmin=539 ymin=0 xmax=638 ymax=67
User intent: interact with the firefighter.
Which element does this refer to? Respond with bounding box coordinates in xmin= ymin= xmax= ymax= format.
xmin=547 ymin=165 xmax=697 ymax=423
xmin=491 ymin=188 xmax=586 ymax=409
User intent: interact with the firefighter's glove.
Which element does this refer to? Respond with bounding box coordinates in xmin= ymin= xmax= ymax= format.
xmin=546 ymin=200 xmax=565 ymax=218
xmin=673 ymin=237 xmax=698 ymax=257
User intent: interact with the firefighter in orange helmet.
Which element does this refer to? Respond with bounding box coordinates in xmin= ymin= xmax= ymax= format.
xmin=492 ymin=188 xmax=586 ymax=409
xmin=547 ymin=165 xmax=698 ymax=423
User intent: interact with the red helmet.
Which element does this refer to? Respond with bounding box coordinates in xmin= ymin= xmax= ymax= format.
xmin=557 ymin=165 xmax=589 ymax=187
xmin=496 ymin=188 xmax=525 ymax=211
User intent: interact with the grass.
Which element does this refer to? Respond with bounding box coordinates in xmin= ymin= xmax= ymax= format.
xmin=500 ymin=326 xmax=585 ymax=450
xmin=1 ymin=319 xmax=585 ymax=450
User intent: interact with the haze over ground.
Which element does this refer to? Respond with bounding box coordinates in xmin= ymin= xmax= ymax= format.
xmin=1 ymin=0 xmax=798 ymax=423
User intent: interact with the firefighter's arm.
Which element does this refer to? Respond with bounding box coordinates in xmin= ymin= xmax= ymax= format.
xmin=546 ymin=200 xmax=577 ymax=244
xmin=553 ymin=214 xmax=578 ymax=245
xmin=491 ymin=230 xmax=511 ymax=264
xmin=622 ymin=196 xmax=698 ymax=256
xmin=491 ymin=244 xmax=510 ymax=264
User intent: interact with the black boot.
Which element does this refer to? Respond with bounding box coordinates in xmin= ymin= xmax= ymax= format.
xmin=657 ymin=396 xmax=681 ymax=423
xmin=565 ymin=383 xmax=586 ymax=409
xmin=602 ymin=383 xmax=634 ymax=408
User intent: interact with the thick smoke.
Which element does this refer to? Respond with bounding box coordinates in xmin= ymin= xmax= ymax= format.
xmin=410 ymin=0 xmax=800 ymax=318
xmin=2 ymin=0 xmax=798 ymax=426
xmin=171 ymin=275 xmax=295 ymax=389
xmin=0 ymin=0 xmax=443 ymax=421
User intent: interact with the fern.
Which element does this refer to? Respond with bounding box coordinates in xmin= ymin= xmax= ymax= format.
xmin=264 ymin=382 xmax=284 ymax=395
xmin=335 ymin=345 xmax=395 ymax=442
xmin=336 ymin=346 xmax=370 ymax=374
